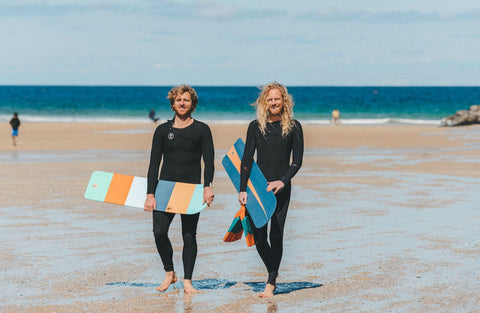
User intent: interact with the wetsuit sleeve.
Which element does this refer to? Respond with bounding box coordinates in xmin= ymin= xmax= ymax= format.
xmin=240 ymin=122 xmax=256 ymax=192
xmin=280 ymin=121 xmax=304 ymax=185
xmin=201 ymin=124 xmax=215 ymax=187
xmin=146 ymin=127 xmax=164 ymax=194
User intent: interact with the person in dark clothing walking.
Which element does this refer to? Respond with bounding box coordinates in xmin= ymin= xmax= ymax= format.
xmin=9 ymin=112 xmax=21 ymax=146
xmin=238 ymin=82 xmax=304 ymax=298
xmin=144 ymin=85 xmax=215 ymax=294
xmin=149 ymin=109 xmax=159 ymax=123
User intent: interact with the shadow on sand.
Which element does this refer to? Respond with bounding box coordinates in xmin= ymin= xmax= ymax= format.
xmin=107 ymin=278 xmax=237 ymax=290
xmin=107 ymin=279 xmax=322 ymax=295
xmin=244 ymin=281 xmax=322 ymax=295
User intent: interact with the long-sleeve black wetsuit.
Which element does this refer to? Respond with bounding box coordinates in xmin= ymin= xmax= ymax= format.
xmin=240 ymin=119 xmax=303 ymax=286
xmin=147 ymin=119 xmax=214 ymax=279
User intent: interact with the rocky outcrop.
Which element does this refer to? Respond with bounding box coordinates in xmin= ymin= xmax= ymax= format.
xmin=441 ymin=105 xmax=480 ymax=126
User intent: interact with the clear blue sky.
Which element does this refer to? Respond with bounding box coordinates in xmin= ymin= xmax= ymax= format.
xmin=1 ymin=0 xmax=479 ymax=86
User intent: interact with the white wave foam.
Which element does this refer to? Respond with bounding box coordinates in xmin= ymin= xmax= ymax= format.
xmin=202 ymin=119 xmax=253 ymax=125
xmin=388 ymin=118 xmax=441 ymax=125
xmin=303 ymin=118 xmax=441 ymax=126
xmin=0 ymin=114 xmax=442 ymax=126
xmin=0 ymin=115 xmax=151 ymax=124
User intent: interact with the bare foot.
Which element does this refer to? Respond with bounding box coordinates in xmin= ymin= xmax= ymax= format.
xmin=156 ymin=271 xmax=177 ymax=292
xmin=183 ymin=279 xmax=199 ymax=294
xmin=259 ymin=283 xmax=276 ymax=298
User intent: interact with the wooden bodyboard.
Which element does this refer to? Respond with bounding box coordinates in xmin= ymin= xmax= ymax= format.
xmin=84 ymin=171 xmax=206 ymax=214
xmin=222 ymin=138 xmax=277 ymax=228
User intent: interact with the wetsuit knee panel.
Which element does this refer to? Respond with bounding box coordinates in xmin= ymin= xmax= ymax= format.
xmin=153 ymin=229 xmax=169 ymax=239
xmin=182 ymin=232 xmax=197 ymax=245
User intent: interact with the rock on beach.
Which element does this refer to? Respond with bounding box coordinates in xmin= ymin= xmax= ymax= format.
xmin=441 ymin=104 xmax=480 ymax=126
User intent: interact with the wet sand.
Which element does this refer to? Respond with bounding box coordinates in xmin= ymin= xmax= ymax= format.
xmin=1 ymin=122 xmax=480 ymax=312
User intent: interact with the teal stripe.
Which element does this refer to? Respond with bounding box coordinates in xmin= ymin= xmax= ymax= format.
xmin=228 ymin=217 xmax=243 ymax=233
xmin=84 ymin=171 xmax=113 ymax=202
xmin=242 ymin=216 xmax=253 ymax=237
xmin=186 ymin=184 xmax=207 ymax=214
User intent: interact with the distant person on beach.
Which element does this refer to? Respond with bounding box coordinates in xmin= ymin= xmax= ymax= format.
xmin=238 ymin=82 xmax=304 ymax=298
xmin=144 ymin=85 xmax=215 ymax=294
xmin=331 ymin=109 xmax=340 ymax=125
xmin=9 ymin=112 xmax=21 ymax=146
xmin=149 ymin=109 xmax=159 ymax=123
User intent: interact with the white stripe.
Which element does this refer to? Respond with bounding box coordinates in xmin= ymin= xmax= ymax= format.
xmin=124 ymin=176 xmax=147 ymax=208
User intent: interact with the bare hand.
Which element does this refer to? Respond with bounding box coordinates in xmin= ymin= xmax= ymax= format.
xmin=267 ymin=180 xmax=284 ymax=194
xmin=238 ymin=191 xmax=247 ymax=205
xmin=203 ymin=186 xmax=214 ymax=207
xmin=144 ymin=194 xmax=156 ymax=212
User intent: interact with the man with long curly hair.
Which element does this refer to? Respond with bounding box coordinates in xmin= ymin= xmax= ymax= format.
xmin=238 ymin=82 xmax=304 ymax=298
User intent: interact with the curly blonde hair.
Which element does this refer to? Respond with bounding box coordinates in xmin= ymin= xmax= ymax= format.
xmin=167 ymin=85 xmax=198 ymax=113
xmin=254 ymin=82 xmax=295 ymax=137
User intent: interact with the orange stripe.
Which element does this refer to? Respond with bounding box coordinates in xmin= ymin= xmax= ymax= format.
xmin=165 ymin=182 xmax=196 ymax=213
xmin=245 ymin=234 xmax=255 ymax=247
xmin=104 ymin=174 xmax=134 ymax=205
xmin=228 ymin=147 xmax=267 ymax=218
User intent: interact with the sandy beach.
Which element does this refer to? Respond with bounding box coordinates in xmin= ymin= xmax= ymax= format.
xmin=1 ymin=122 xmax=480 ymax=312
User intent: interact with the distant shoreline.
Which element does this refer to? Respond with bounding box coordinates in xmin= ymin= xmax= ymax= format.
xmin=1 ymin=86 xmax=476 ymax=125
xmin=0 ymin=115 xmax=443 ymax=126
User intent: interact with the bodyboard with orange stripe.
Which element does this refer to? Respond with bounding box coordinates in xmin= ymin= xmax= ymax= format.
xmin=222 ymin=138 xmax=276 ymax=228
xmin=84 ymin=171 xmax=206 ymax=214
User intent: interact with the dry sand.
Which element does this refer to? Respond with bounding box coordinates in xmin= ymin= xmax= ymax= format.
xmin=1 ymin=122 xmax=480 ymax=312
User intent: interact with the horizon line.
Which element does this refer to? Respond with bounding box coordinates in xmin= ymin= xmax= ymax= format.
xmin=1 ymin=84 xmax=479 ymax=88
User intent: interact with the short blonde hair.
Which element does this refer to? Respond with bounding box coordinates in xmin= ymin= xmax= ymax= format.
xmin=167 ymin=85 xmax=198 ymax=113
xmin=254 ymin=82 xmax=295 ymax=137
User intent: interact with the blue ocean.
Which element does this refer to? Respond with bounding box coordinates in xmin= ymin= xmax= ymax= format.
xmin=1 ymin=86 xmax=479 ymax=125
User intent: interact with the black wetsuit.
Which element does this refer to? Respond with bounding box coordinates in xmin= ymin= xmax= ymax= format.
xmin=240 ymin=119 xmax=303 ymax=285
xmin=147 ymin=119 xmax=214 ymax=279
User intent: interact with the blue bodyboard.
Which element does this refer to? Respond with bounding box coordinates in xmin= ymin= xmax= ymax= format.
xmin=222 ymin=138 xmax=277 ymax=228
